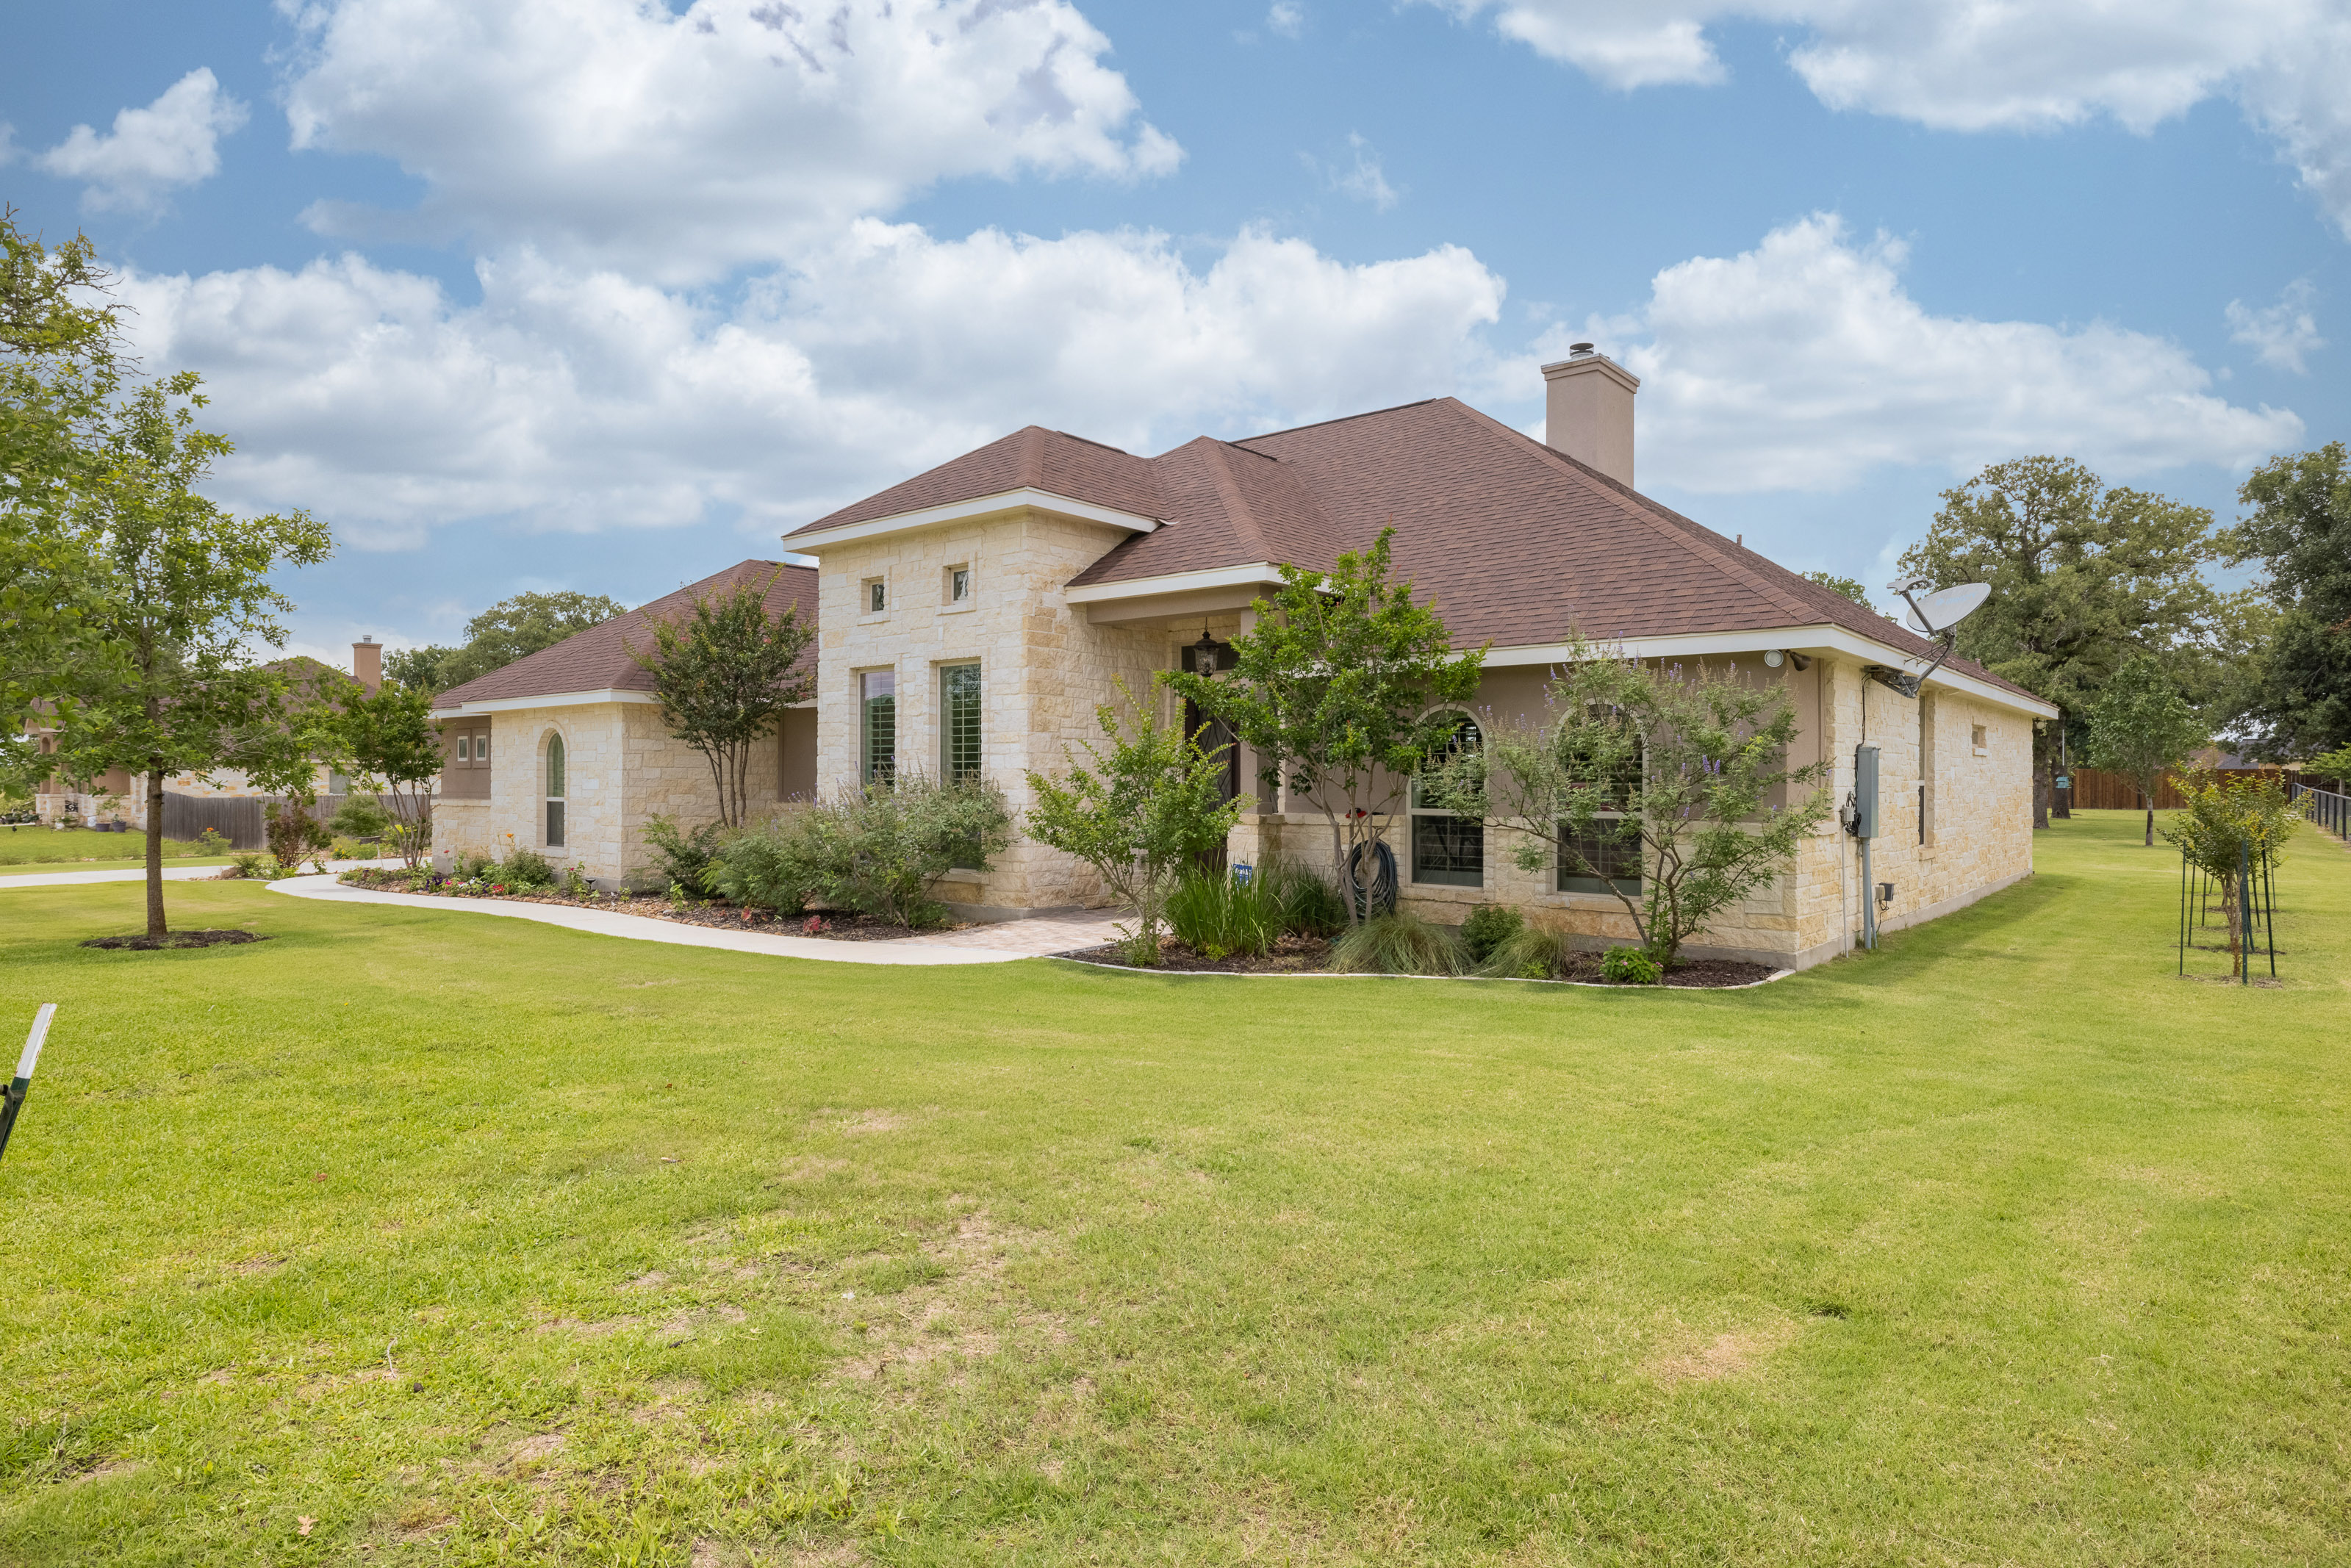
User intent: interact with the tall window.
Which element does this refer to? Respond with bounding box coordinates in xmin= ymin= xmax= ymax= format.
xmin=949 ymin=566 xmax=971 ymax=604
xmin=940 ymin=664 xmax=982 ymax=783
xmin=1557 ymin=720 xmax=1640 ymax=894
xmin=545 ymin=733 xmax=566 ymax=848
xmin=861 ymin=671 xmax=897 ymax=785
xmin=1410 ymin=714 xmax=1483 ymax=888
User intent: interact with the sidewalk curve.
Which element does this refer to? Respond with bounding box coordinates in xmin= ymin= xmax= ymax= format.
xmin=265 ymin=874 xmax=1129 ymax=967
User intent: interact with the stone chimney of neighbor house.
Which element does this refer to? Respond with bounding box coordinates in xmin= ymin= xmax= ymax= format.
xmin=1542 ymin=342 xmax=1640 ymax=488
xmin=353 ymin=636 xmax=381 ymax=696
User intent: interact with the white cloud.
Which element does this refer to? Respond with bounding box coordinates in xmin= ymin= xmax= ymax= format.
xmin=118 ymin=226 xmax=1505 ymax=545
xmin=1267 ymin=3 xmax=1305 ymax=39
xmin=2226 ymin=279 xmax=2325 ymax=373
xmin=1332 ymin=133 xmax=1399 ymax=212
xmin=35 ymin=68 xmax=248 ymax=215
xmin=1427 ymin=1 xmax=2351 ymax=240
xmin=1554 ymin=214 xmax=2303 ymax=493
xmin=279 ymin=0 xmax=1182 ymax=284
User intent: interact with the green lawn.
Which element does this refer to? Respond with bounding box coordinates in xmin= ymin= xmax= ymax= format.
xmin=0 ymin=826 xmax=229 ymax=873
xmin=1 ymin=809 xmax=2346 ymax=1566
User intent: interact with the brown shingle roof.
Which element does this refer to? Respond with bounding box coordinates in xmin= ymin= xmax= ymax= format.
xmin=434 ymin=561 xmax=817 ymax=708
xmin=785 ymin=425 xmax=1163 ymax=537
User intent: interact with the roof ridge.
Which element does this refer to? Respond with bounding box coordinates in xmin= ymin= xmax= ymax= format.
xmin=1199 ymin=441 xmax=1273 ymax=563
xmin=1231 ymin=398 xmax=1440 ymax=447
xmin=1443 ymin=400 xmax=1820 ymax=627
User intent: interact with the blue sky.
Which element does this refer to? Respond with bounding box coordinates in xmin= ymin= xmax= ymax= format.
xmin=4 ymin=0 xmax=2344 ymax=666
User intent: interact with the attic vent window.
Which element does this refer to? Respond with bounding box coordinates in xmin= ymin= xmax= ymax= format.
xmin=950 ymin=566 xmax=970 ymax=603
xmin=866 ymin=578 xmax=887 ymax=614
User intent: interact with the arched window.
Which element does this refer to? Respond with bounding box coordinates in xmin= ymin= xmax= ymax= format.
xmin=545 ymin=733 xmax=566 ymax=848
xmin=1409 ymin=713 xmax=1483 ymax=888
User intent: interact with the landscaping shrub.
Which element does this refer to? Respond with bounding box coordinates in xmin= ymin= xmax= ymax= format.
xmin=1255 ymin=855 xmax=1347 ymax=938
xmin=1459 ymin=903 xmax=1523 ymax=964
xmin=705 ymin=812 xmax=816 ymax=916
xmin=500 ymin=848 xmax=556 ymax=889
xmin=641 ymin=813 xmax=730 ymax=897
xmin=194 ymin=828 xmax=229 ymax=856
xmin=328 ymin=796 xmax=394 ymax=841
xmin=816 ymin=774 xmax=1013 ymax=928
xmin=1166 ymin=867 xmax=1285 ymax=959
xmin=223 ymin=852 xmax=274 ymax=880
xmin=1479 ymin=924 xmax=1576 ymax=979
xmin=1600 ymin=946 xmax=1663 ymax=985
xmin=1329 ymin=910 xmax=1465 ymax=977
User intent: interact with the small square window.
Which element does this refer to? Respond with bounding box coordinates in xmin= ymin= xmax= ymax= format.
xmin=950 ymin=566 xmax=971 ymax=603
xmin=866 ymin=578 xmax=887 ymax=614
xmin=1971 ymin=723 xmax=1987 ymax=752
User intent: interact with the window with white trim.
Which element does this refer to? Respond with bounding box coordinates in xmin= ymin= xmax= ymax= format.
xmin=864 ymin=577 xmax=887 ymax=614
xmin=545 ymin=733 xmax=567 ymax=848
xmin=947 ymin=564 xmax=971 ymax=605
xmin=1409 ymin=713 xmax=1484 ymax=888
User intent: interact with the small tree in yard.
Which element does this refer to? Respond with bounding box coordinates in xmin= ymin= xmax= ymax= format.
xmin=43 ymin=378 xmax=331 ymax=937
xmin=628 ymin=572 xmax=816 ymax=828
xmin=2164 ymin=772 xmax=2297 ymax=977
xmin=1427 ymin=642 xmax=1830 ymax=966
xmin=1165 ymin=528 xmax=1484 ymax=924
xmin=340 ymin=680 xmax=444 ymax=867
xmin=2084 ymin=653 xmax=2208 ymax=846
xmin=1024 ymin=678 xmax=1252 ymax=965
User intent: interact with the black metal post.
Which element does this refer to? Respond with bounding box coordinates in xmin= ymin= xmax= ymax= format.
xmin=2264 ymin=844 xmax=2278 ymax=979
xmin=2238 ymin=839 xmax=2251 ymax=985
xmin=2178 ymin=849 xmax=2188 ymax=976
xmin=0 ymin=1004 xmax=57 ymax=1163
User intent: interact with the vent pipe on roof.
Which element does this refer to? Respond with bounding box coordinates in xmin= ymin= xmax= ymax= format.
xmin=1541 ymin=347 xmax=1640 ymax=488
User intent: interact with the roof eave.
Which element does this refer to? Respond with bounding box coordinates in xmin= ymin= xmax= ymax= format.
xmin=783 ymin=486 xmax=1162 ymax=553
xmin=431 ymin=688 xmax=661 ymax=719
xmin=1482 ymin=625 xmax=2058 ymax=719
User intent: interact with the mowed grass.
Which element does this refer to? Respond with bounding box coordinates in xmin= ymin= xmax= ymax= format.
xmin=0 ymin=826 xmax=228 ymax=873
xmin=1 ymin=810 xmax=2347 ymax=1566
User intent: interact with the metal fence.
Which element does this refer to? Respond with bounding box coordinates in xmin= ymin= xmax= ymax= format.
xmin=2293 ymin=780 xmax=2348 ymax=839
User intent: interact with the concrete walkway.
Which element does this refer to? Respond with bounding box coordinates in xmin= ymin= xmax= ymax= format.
xmin=265 ymin=874 xmax=1130 ymax=966
xmin=0 ymin=857 xmax=401 ymax=889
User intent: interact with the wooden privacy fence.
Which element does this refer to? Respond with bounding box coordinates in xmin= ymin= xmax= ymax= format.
xmin=159 ymin=792 xmax=352 ymax=851
xmin=2061 ymin=767 xmax=2296 ymax=811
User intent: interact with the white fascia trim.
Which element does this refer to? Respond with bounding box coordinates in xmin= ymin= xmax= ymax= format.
xmin=1063 ymin=562 xmax=1285 ymax=604
xmin=1482 ymin=625 xmax=2060 ymax=719
xmin=783 ymin=486 xmax=1162 ymax=553
xmin=431 ymin=688 xmax=660 ymax=719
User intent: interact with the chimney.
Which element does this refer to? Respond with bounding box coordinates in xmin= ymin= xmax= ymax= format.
xmin=353 ymin=636 xmax=381 ymax=696
xmin=1541 ymin=342 xmax=1640 ymax=488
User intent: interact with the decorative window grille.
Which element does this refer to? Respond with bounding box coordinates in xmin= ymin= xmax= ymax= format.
xmin=940 ymin=664 xmax=982 ymax=783
xmin=1409 ymin=714 xmax=1484 ymax=888
xmin=861 ymin=671 xmax=897 ymax=785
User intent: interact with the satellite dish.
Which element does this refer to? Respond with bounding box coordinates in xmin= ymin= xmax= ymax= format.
xmin=1902 ymin=582 xmax=1989 ymax=636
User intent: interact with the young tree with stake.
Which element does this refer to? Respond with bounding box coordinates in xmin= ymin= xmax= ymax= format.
xmin=339 ymin=679 xmax=445 ymax=867
xmin=1165 ymin=528 xmax=1485 ymax=924
xmin=2083 ymin=654 xmax=2208 ymax=846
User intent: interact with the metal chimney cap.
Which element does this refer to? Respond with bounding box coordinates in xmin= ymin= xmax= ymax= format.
xmin=1568 ymin=341 xmax=1596 ymax=356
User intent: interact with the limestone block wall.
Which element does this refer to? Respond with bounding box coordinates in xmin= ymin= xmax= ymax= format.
xmin=430 ymin=700 xmax=800 ymax=889
xmin=812 ymin=507 xmax=1173 ymax=913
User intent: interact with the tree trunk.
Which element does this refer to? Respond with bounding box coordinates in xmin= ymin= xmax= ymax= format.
xmin=2144 ymin=802 xmax=2155 ymax=847
xmin=144 ymin=764 xmax=168 ymax=938
xmin=1326 ymin=809 xmax=1356 ymax=926
xmin=2032 ymin=759 xmax=2050 ymax=831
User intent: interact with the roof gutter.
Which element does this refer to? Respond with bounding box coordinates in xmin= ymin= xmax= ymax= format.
xmin=783 ymin=486 xmax=1162 ymax=553
xmin=1482 ymin=625 xmax=2058 ymax=719
xmin=431 ymin=688 xmax=661 ymax=719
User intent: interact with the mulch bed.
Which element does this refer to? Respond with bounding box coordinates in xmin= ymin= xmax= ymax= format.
xmin=1063 ymin=939 xmax=1780 ymax=988
xmin=332 ymin=871 xmax=957 ymax=943
xmin=81 ymin=929 xmax=271 ymax=952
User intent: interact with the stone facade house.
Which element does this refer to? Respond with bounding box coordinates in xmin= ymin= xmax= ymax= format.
xmin=431 ymin=354 xmax=2056 ymax=967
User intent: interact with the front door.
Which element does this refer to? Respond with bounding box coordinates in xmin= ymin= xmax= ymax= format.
xmin=1182 ymin=697 xmax=1241 ymax=874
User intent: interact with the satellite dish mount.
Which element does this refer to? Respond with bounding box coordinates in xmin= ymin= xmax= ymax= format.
xmin=1868 ymin=578 xmax=1989 ymax=698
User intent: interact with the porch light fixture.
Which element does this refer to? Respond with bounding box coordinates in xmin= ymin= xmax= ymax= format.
xmin=1191 ymin=624 xmax=1220 ymax=677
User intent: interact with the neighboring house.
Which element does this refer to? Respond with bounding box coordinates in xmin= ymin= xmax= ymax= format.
xmin=428 ymin=562 xmax=819 ymax=881
xmin=433 ymin=353 xmax=2056 ymax=967
xmin=24 ymin=639 xmax=384 ymax=833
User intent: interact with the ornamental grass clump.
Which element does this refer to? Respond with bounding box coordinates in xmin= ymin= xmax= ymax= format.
xmin=1255 ymin=855 xmax=1347 ymax=938
xmin=1329 ymin=910 xmax=1466 ymax=977
xmin=1479 ymin=923 xmax=1576 ymax=979
xmin=1166 ymin=868 xmax=1286 ymax=960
